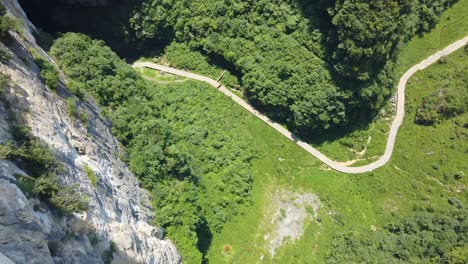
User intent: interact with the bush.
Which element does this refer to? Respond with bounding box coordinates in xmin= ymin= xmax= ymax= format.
xmin=438 ymin=55 xmax=449 ymax=64
xmin=448 ymin=197 xmax=464 ymax=209
xmin=83 ymin=164 xmax=98 ymax=187
xmin=49 ymin=184 xmax=88 ymax=215
xmin=34 ymin=173 xmax=88 ymax=215
xmin=67 ymin=80 xmax=86 ymax=100
xmin=13 ymin=173 xmax=36 ymax=197
xmin=415 ymin=88 xmax=468 ymax=125
xmin=4 ymin=126 xmax=87 ymax=215
xmin=102 ymin=240 xmax=117 ymax=264
xmin=0 ymin=15 xmax=23 ymax=39
xmin=0 ymin=142 xmax=14 ymax=159
xmin=454 ymin=171 xmax=464 ymax=180
xmin=66 ymin=97 xmax=77 ymax=121
xmin=0 ymin=45 xmax=11 ymax=63
xmin=0 ymin=72 xmax=10 ymax=93
xmin=33 ymin=56 xmax=60 ymax=90
xmin=327 ymin=209 xmax=468 ymax=263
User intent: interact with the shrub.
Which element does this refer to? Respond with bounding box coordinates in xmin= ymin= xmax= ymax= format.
xmin=327 ymin=210 xmax=468 ymax=263
xmin=83 ymin=164 xmax=98 ymax=187
xmin=34 ymin=173 xmax=88 ymax=215
xmin=102 ymin=240 xmax=117 ymax=264
xmin=0 ymin=2 xmax=23 ymax=39
xmin=33 ymin=56 xmax=60 ymax=90
xmin=448 ymin=197 xmax=464 ymax=209
xmin=438 ymin=55 xmax=449 ymax=64
xmin=415 ymin=88 xmax=468 ymax=125
xmin=4 ymin=127 xmax=87 ymax=215
xmin=9 ymin=131 xmax=58 ymax=177
xmin=0 ymin=142 xmax=14 ymax=159
xmin=67 ymin=80 xmax=86 ymax=100
xmin=0 ymin=15 xmax=23 ymax=39
xmin=454 ymin=171 xmax=464 ymax=180
xmin=13 ymin=173 xmax=36 ymax=197
xmin=49 ymin=184 xmax=88 ymax=215
xmin=0 ymin=72 xmax=10 ymax=93
xmin=0 ymin=45 xmax=11 ymax=63
xmin=66 ymin=97 xmax=77 ymax=121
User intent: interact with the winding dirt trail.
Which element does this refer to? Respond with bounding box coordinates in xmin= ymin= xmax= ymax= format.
xmin=132 ymin=36 xmax=468 ymax=174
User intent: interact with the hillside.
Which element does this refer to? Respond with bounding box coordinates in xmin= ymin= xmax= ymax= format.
xmin=0 ymin=0 xmax=467 ymax=263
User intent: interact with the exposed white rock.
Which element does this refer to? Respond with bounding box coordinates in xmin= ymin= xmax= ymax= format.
xmin=0 ymin=1 xmax=181 ymax=263
xmin=261 ymin=189 xmax=321 ymax=258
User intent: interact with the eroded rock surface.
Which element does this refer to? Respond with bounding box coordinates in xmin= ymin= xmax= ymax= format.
xmin=0 ymin=1 xmax=181 ymax=263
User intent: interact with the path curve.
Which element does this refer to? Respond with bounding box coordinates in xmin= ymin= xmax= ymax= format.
xmin=132 ymin=36 xmax=468 ymax=174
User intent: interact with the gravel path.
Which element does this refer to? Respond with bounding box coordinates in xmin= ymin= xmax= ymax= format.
xmin=132 ymin=36 xmax=468 ymax=174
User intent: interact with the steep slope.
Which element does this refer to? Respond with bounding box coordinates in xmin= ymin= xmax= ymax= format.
xmin=0 ymin=0 xmax=180 ymax=263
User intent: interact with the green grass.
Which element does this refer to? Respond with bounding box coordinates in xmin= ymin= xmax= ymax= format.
xmin=139 ymin=67 xmax=187 ymax=82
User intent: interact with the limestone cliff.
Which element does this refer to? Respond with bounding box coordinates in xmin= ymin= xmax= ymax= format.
xmin=0 ymin=0 xmax=181 ymax=263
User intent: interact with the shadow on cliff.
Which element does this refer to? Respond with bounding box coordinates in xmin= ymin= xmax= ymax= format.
xmin=18 ymin=0 xmax=171 ymax=60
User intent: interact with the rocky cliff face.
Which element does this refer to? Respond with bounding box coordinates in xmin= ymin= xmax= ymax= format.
xmin=0 ymin=1 xmax=181 ymax=263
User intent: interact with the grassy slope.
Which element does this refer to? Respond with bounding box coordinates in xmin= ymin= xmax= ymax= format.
xmin=139 ymin=1 xmax=467 ymax=262
xmin=313 ymin=0 xmax=468 ymax=164
xmin=205 ymin=1 xmax=468 ymax=262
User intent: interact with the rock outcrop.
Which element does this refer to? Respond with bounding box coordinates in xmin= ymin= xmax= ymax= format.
xmin=0 ymin=1 xmax=181 ymax=263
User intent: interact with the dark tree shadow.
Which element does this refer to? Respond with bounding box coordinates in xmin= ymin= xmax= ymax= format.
xmin=197 ymin=218 xmax=213 ymax=264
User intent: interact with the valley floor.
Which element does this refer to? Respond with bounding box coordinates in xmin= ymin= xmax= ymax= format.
xmin=136 ymin=1 xmax=468 ymax=262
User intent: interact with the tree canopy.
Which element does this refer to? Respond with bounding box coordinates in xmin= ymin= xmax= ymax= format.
xmin=127 ymin=0 xmax=456 ymax=133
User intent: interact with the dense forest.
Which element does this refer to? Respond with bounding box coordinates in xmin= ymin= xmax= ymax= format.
xmin=50 ymin=33 xmax=255 ymax=263
xmin=20 ymin=0 xmax=457 ymax=133
xmin=127 ymin=0 xmax=457 ymax=133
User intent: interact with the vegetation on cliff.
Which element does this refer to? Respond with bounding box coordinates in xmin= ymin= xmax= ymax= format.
xmin=51 ymin=33 xmax=255 ymax=263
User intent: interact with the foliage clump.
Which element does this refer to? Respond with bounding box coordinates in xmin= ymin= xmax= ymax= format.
xmin=83 ymin=164 xmax=98 ymax=188
xmin=0 ymin=3 xmax=23 ymax=39
xmin=0 ymin=45 xmax=11 ymax=63
xmin=415 ymin=88 xmax=468 ymax=125
xmin=33 ymin=56 xmax=60 ymax=90
xmin=327 ymin=209 xmax=468 ymax=263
